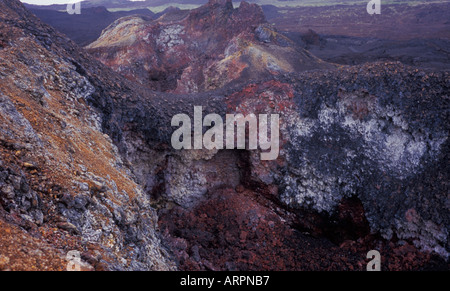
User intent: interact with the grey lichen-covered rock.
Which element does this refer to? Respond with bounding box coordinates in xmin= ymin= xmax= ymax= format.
xmin=275 ymin=63 xmax=449 ymax=258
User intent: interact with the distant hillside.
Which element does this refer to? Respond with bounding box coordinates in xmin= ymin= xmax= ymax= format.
xmin=29 ymin=6 xmax=155 ymax=46
xmin=22 ymin=0 xmax=395 ymax=11
xmin=24 ymin=0 xmax=208 ymax=10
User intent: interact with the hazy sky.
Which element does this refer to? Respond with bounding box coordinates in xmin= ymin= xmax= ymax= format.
xmin=20 ymin=0 xmax=144 ymax=5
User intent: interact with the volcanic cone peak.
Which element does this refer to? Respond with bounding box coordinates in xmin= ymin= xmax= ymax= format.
xmin=208 ymin=0 xmax=234 ymax=8
xmin=86 ymin=1 xmax=329 ymax=93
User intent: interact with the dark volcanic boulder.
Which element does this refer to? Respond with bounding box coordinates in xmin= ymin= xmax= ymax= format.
xmin=277 ymin=63 xmax=449 ymax=258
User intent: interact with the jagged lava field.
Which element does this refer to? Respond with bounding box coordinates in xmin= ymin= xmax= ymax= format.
xmin=0 ymin=0 xmax=448 ymax=271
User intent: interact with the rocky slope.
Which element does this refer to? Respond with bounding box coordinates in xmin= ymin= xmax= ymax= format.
xmin=0 ymin=0 xmax=175 ymax=271
xmin=0 ymin=0 xmax=448 ymax=271
xmin=86 ymin=0 xmax=331 ymax=93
